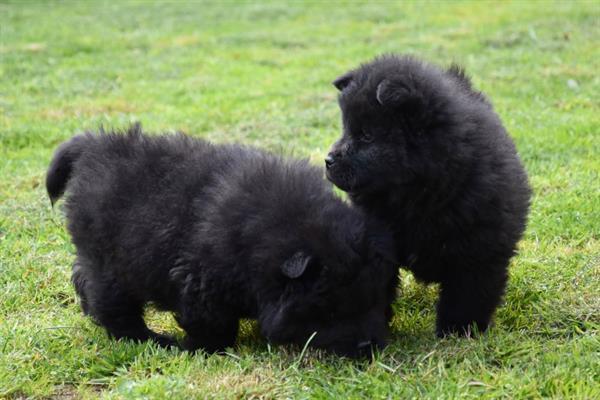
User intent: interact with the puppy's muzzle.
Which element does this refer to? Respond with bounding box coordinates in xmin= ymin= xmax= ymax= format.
xmin=325 ymin=154 xmax=336 ymax=169
xmin=325 ymin=148 xmax=344 ymax=169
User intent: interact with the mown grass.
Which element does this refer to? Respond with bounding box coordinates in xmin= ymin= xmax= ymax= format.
xmin=1 ymin=1 xmax=599 ymax=398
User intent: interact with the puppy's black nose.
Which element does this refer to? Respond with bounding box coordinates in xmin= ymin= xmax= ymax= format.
xmin=325 ymin=154 xmax=335 ymax=169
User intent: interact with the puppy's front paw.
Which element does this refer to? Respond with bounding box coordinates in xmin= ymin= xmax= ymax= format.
xmin=436 ymin=320 xmax=488 ymax=338
xmin=181 ymin=336 xmax=228 ymax=354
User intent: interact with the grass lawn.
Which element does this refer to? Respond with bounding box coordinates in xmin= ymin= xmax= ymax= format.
xmin=1 ymin=1 xmax=599 ymax=398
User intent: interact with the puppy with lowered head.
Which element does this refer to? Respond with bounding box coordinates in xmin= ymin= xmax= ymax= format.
xmin=326 ymin=55 xmax=531 ymax=337
xmin=47 ymin=124 xmax=398 ymax=358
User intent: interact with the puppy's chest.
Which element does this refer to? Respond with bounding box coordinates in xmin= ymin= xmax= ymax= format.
xmin=394 ymin=224 xmax=449 ymax=264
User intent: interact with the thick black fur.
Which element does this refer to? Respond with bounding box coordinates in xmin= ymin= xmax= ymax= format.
xmin=47 ymin=125 xmax=398 ymax=357
xmin=326 ymin=55 xmax=531 ymax=337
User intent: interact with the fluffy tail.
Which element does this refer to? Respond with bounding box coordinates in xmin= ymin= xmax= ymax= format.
xmin=46 ymin=134 xmax=89 ymax=206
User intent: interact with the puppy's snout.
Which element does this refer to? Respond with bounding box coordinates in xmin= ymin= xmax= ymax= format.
xmin=325 ymin=154 xmax=336 ymax=169
xmin=326 ymin=140 xmax=350 ymax=170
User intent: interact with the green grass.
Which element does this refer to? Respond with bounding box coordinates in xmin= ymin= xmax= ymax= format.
xmin=1 ymin=1 xmax=599 ymax=398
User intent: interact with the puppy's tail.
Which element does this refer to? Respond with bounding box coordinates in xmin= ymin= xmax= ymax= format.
xmin=46 ymin=134 xmax=89 ymax=206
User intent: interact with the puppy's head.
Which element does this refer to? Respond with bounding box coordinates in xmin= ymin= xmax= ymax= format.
xmin=326 ymin=55 xmax=475 ymax=197
xmin=258 ymin=207 xmax=398 ymax=358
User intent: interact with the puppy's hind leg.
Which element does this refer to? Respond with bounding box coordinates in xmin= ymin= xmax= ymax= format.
xmin=82 ymin=271 xmax=177 ymax=348
xmin=173 ymin=269 xmax=238 ymax=353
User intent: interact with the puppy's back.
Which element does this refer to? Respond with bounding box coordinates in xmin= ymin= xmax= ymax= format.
xmin=52 ymin=127 xmax=223 ymax=262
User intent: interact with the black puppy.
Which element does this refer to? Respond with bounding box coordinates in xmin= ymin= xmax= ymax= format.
xmin=47 ymin=125 xmax=398 ymax=357
xmin=326 ymin=55 xmax=531 ymax=337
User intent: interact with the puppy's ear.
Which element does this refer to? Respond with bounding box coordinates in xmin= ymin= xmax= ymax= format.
xmin=376 ymin=79 xmax=425 ymax=109
xmin=333 ymin=72 xmax=354 ymax=91
xmin=281 ymin=252 xmax=312 ymax=279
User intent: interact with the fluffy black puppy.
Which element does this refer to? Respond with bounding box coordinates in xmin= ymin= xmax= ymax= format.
xmin=325 ymin=55 xmax=531 ymax=337
xmin=47 ymin=125 xmax=398 ymax=357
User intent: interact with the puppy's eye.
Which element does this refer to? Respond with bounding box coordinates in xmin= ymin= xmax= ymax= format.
xmin=360 ymin=131 xmax=374 ymax=143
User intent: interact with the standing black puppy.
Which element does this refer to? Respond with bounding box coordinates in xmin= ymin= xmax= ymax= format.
xmin=47 ymin=125 xmax=398 ymax=357
xmin=325 ymin=55 xmax=531 ymax=337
